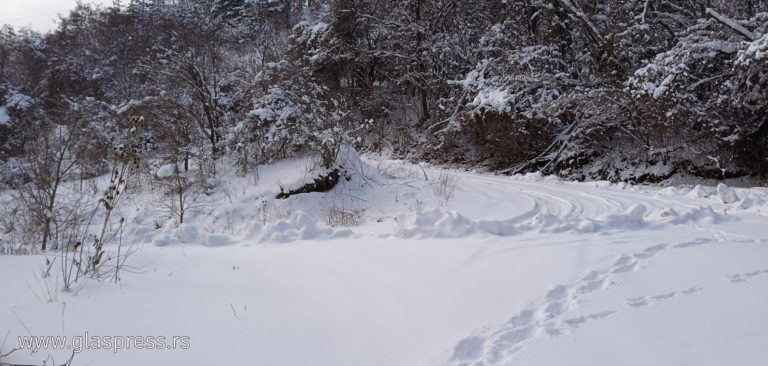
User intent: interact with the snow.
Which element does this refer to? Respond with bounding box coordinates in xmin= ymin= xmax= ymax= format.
xmin=155 ymin=163 xmax=181 ymax=178
xmin=0 ymin=90 xmax=29 ymax=125
xmin=688 ymin=184 xmax=711 ymax=198
xmin=6 ymin=92 xmax=32 ymax=109
xmin=1 ymin=153 xmax=767 ymax=365
xmin=0 ymin=107 xmax=10 ymax=126
xmin=737 ymin=32 xmax=768 ymax=65
xmin=470 ymin=86 xmax=512 ymax=113
xmin=716 ymin=182 xmax=739 ymax=204
xmin=653 ymin=73 xmax=676 ymax=98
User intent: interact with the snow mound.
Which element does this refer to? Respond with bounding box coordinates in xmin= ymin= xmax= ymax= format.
xmin=593 ymin=204 xmax=648 ymax=230
xmin=725 ymin=190 xmax=768 ymax=215
xmin=250 ymin=211 xmax=354 ymax=243
xmin=526 ymin=213 xmax=571 ymax=233
xmin=626 ymin=204 xmax=647 ymax=221
xmin=716 ymin=183 xmax=739 ymax=204
xmin=393 ymin=201 xmax=730 ymax=239
xmin=394 ymin=209 xmax=478 ymax=239
xmin=647 ymin=206 xmax=724 ymax=225
xmin=152 ymin=233 xmax=179 ymax=246
xmin=688 ymin=185 xmax=711 ymax=198
xmin=175 ymin=223 xmax=201 ymax=243
xmin=205 ymin=233 xmax=235 ymax=247
xmin=475 ymin=219 xmax=519 ymax=236
xmin=152 ymin=227 xmax=236 ymax=247
xmin=150 ymin=211 xmax=354 ymax=246
xmin=515 ymin=171 xmax=562 ymax=183
xmin=658 ymin=186 xmax=689 ymax=196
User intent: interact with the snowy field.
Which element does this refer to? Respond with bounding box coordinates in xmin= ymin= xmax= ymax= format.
xmin=1 ymin=152 xmax=767 ymax=365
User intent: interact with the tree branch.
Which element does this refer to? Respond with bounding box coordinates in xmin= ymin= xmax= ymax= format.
xmin=706 ymin=8 xmax=756 ymax=41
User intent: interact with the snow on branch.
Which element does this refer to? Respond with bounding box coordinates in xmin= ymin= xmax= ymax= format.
xmin=556 ymin=0 xmax=604 ymax=45
xmin=706 ymin=8 xmax=756 ymax=41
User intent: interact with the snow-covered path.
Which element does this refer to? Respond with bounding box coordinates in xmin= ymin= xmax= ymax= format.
xmin=1 ymin=159 xmax=767 ymax=366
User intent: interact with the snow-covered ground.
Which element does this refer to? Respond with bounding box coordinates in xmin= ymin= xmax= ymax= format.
xmin=1 ymin=152 xmax=767 ymax=365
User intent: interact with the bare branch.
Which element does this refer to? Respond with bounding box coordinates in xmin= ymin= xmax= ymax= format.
xmin=706 ymin=8 xmax=756 ymax=41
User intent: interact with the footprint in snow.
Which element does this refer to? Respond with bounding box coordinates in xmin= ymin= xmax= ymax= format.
xmin=449 ymin=309 xmax=536 ymax=362
xmin=673 ymin=237 xmax=714 ymax=249
xmin=625 ymin=286 xmax=703 ymax=308
xmin=611 ymin=254 xmax=639 ymax=273
xmin=727 ymin=269 xmax=768 ymax=283
xmin=564 ymin=310 xmax=617 ymax=328
xmin=447 ymin=243 xmax=687 ymax=365
xmin=633 ymin=243 xmax=668 ymax=259
xmin=578 ymin=270 xmax=611 ymax=294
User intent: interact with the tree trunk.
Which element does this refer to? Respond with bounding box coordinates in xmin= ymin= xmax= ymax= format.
xmin=41 ymin=217 xmax=51 ymax=251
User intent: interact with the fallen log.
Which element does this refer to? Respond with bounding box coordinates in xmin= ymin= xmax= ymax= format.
xmin=276 ymin=167 xmax=350 ymax=199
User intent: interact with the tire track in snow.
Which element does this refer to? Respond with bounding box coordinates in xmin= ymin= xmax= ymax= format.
xmin=397 ymin=172 xmax=730 ymax=239
xmin=451 ymin=173 xmax=725 ymax=235
xmin=462 ymin=175 xmax=585 ymax=220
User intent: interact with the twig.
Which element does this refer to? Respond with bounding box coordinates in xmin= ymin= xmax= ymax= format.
xmin=0 ymin=351 xmax=75 ymax=366
xmin=417 ymin=164 xmax=429 ymax=181
xmin=0 ymin=347 xmax=21 ymax=363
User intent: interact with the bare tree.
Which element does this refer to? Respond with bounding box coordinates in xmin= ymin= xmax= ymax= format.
xmin=14 ymin=115 xmax=83 ymax=251
xmin=159 ymin=165 xmax=206 ymax=225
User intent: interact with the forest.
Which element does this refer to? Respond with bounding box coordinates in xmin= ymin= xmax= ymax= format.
xmin=1 ymin=0 xmax=766 ymax=187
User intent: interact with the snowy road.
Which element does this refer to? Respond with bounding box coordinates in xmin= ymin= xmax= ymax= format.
xmin=1 ymin=159 xmax=767 ymax=365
